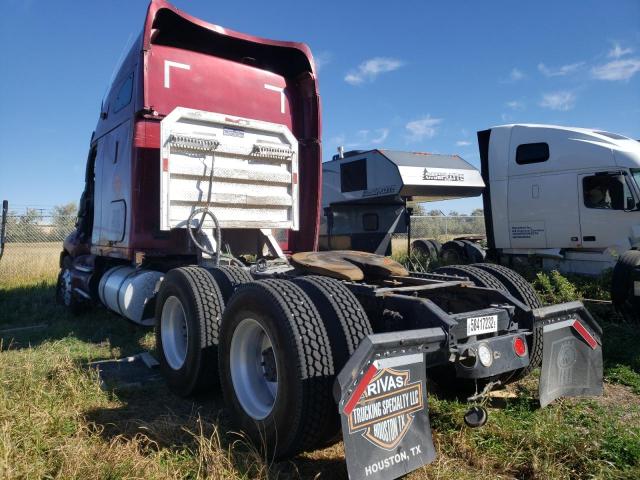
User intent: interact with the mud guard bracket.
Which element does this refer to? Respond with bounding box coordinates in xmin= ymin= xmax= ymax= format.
xmin=535 ymin=302 xmax=604 ymax=407
xmin=334 ymin=328 xmax=448 ymax=480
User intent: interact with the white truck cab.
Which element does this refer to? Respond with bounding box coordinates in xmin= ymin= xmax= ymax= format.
xmin=478 ymin=124 xmax=640 ymax=274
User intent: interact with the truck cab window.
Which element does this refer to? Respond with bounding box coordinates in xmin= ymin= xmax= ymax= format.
xmin=583 ymin=174 xmax=631 ymax=210
xmin=113 ymin=72 xmax=134 ymax=113
xmin=516 ymin=143 xmax=549 ymax=165
xmin=77 ymin=146 xmax=97 ymax=240
xmin=632 ymin=169 xmax=640 ymax=191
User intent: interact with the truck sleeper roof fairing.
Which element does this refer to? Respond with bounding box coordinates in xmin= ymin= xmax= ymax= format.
xmin=91 ymin=0 xmax=321 ymax=256
xmin=480 ymin=124 xmax=640 ymax=181
xmin=322 ymin=149 xmax=485 ymax=206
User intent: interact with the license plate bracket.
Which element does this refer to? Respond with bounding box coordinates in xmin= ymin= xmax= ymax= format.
xmin=467 ymin=314 xmax=498 ymax=336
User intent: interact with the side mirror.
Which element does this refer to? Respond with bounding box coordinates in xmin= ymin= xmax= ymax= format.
xmin=627 ymin=197 xmax=637 ymax=211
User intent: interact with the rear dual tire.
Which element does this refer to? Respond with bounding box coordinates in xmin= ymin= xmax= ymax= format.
xmin=207 ymin=266 xmax=252 ymax=302
xmin=155 ymin=266 xmax=224 ymax=396
xmin=472 ymin=263 xmax=543 ymax=376
xmin=612 ymin=250 xmax=640 ymax=323
xmin=155 ymin=268 xmax=373 ymax=457
xmin=219 ymin=278 xmax=372 ymax=458
xmin=219 ymin=280 xmax=333 ymax=458
xmin=155 ymin=265 xmax=251 ymax=396
xmin=440 ymin=240 xmax=485 ymax=265
xmin=434 ymin=264 xmax=507 ymax=292
xmin=292 ymin=275 xmax=373 ymax=445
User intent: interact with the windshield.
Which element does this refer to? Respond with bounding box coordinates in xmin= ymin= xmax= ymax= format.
xmin=633 ymin=169 xmax=640 ymax=190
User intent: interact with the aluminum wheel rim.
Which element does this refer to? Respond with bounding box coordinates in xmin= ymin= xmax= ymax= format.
xmin=61 ymin=269 xmax=72 ymax=306
xmin=161 ymin=296 xmax=189 ymax=370
xmin=229 ymin=318 xmax=278 ymax=420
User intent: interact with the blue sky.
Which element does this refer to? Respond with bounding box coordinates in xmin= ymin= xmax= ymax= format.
xmin=1 ymin=0 xmax=639 ymax=214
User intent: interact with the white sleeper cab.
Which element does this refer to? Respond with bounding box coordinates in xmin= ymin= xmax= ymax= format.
xmin=478 ymin=124 xmax=640 ymax=275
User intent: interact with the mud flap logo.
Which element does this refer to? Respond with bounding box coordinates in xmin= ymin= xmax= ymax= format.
xmin=338 ymin=344 xmax=440 ymax=480
xmin=557 ymin=341 xmax=578 ymax=386
xmin=347 ymin=367 xmax=423 ymax=450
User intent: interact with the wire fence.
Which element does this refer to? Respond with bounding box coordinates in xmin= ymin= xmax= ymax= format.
xmin=0 ymin=214 xmax=76 ymax=284
xmin=0 ymin=211 xmax=487 ymax=283
xmin=391 ymin=215 xmax=486 ymax=252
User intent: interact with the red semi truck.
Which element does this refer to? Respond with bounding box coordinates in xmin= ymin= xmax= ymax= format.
xmin=57 ymin=2 xmax=604 ymax=478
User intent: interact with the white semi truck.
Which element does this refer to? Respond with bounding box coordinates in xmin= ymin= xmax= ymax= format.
xmin=478 ymin=124 xmax=640 ymax=275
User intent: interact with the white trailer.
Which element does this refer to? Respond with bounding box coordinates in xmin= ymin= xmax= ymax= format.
xmin=478 ymin=124 xmax=640 ymax=275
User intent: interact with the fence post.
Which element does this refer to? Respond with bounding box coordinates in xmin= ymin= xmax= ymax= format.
xmin=0 ymin=200 xmax=7 ymax=262
xmin=405 ymin=207 xmax=413 ymax=255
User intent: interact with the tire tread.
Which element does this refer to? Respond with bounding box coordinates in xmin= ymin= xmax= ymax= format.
xmin=208 ymin=266 xmax=252 ymax=303
xmin=612 ymin=250 xmax=640 ymax=322
xmin=179 ymin=266 xmax=224 ymax=348
xmin=224 ymin=279 xmax=334 ymax=456
xmin=293 ymin=275 xmax=372 ymax=355
xmin=155 ymin=266 xmax=224 ymax=395
xmin=434 ymin=265 xmax=507 ymax=292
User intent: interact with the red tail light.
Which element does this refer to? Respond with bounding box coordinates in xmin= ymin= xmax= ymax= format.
xmin=513 ymin=336 xmax=527 ymax=357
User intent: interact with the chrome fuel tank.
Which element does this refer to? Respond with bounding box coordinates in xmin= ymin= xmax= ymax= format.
xmin=98 ymin=266 xmax=163 ymax=326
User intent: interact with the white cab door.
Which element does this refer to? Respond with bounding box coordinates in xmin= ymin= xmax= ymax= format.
xmin=507 ymin=172 xmax=581 ymax=249
xmin=577 ymin=172 xmax=635 ymax=251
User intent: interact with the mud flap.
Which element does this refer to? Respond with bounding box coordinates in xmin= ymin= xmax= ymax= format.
xmin=334 ymin=328 xmax=448 ymax=480
xmin=536 ymin=302 xmax=604 ymax=407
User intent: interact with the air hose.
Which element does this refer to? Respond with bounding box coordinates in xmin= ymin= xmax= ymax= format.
xmin=185 ymin=146 xmax=250 ymax=268
xmin=187 ymin=207 xmax=222 ymax=265
xmin=187 ymin=149 xmax=222 ymax=266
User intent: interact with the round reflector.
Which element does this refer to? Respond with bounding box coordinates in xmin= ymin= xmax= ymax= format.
xmin=513 ymin=337 xmax=527 ymax=357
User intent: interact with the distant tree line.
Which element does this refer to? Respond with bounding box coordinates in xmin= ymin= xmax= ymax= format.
xmin=409 ymin=205 xmax=484 ymax=217
xmin=405 ymin=205 xmax=485 ymax=239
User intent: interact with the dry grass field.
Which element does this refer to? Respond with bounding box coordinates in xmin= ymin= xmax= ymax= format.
xmin=0 ymin=244 xmax=639 ymax=479
xmin=0 ymin=242 xmax=62 ymax=284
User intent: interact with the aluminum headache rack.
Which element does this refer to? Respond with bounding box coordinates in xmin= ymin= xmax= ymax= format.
xmin=160 ymin=107 xmax=299 ymax=231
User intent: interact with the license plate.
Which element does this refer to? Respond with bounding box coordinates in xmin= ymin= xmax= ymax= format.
xmin=467 ymin=315 xmax=498 ymax=336
xmin=635 ymin=281 xmax=640 ymax=297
